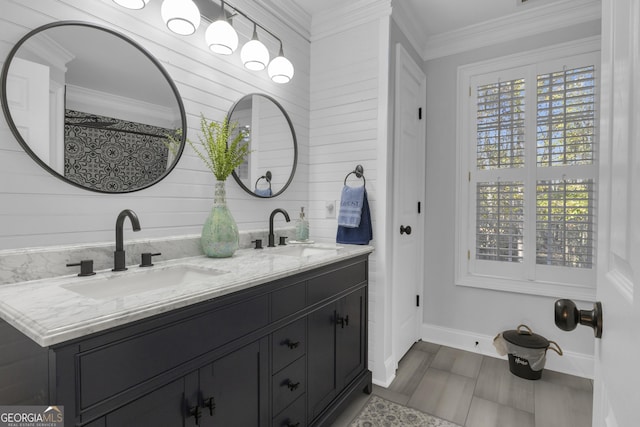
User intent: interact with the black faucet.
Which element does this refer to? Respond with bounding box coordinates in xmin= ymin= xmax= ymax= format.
xmin=113 ymin=209 xmax=141 ymax=271
xmin=268 ymin=208 xmax=290 ymax=247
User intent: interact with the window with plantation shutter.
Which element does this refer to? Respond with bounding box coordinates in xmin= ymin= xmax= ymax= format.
xmin=476 ymin=181 xmax=524 ymax=262
xmin=456 ymin=41 xmax=600 ymax=298
xmin=536 ymin=179 xmax=595 ymax=268
xmin=536 ymin=66 xmax=596 ymax=167
xmin=535 ymin=65 xmax=596 ymax=271
xmin=476 ymin=79 xmax=525 ymax=170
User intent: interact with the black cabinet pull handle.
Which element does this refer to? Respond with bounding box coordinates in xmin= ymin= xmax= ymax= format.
xmin=286 ymin=380 xmax=300 ymax=391
xmin=286 ymin=340 xmax=300 ymax=349
xmin=202 ymin=396 xmax=216 ymax=416
xmin=337 ymin=315 xmax=349 ymax=328
xmin=400 ymin=225 xmax=412 ymax=235
xmin=185 ymin=400 xmax=201 ymax=425
xmin=286 ymin=422 xmax=300 ymax=427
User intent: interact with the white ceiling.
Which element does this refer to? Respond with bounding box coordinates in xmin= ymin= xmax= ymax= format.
xmin=293 ymin=0 xmax=560 ymax=37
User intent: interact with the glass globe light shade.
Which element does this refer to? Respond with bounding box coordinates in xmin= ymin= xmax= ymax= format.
xmin=113 ymin=0 xmax=149 ymax=9
xmin=161 ymin=0 xmax=201 ymax=36
xmin=268 ymin=55 xmax=294 ymax=83
xmin=241 ymin=39 xmax=269 ymax=71
xmin=241 ymin=26 xmax=269 ymax=71
xmin=205 ymin=20 xmax=238 ymax=55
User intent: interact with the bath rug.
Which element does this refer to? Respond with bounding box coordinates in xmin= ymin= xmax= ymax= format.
xmin=349 ymin=395 xmax=463 ymax=427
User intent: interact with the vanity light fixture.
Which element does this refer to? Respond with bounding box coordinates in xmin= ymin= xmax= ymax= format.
xmin=161 ymin=0 xmax=201 ymax=36
xmin=114 ymin=0 xmax=295 ymax=82
xmin=113 ymin=0 xmax=149 ymax=9
xmin=205 ymin=0 xmax=238 ymax=54
xmin=268 ymin=43 xmax=294 ymax=83
xmin=241 ymin=24 xmax=270 ymax=71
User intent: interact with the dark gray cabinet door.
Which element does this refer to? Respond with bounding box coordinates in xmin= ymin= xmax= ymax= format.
xmin=336 ymin=288 xmax=366 ymax=389
xmin=307 ymin=302 xmax=337 ymax=421
xmin=104 ymin=375 xmax=189 ymax=427
xmin=199 ymin=339 xmax=269 ymax=427
xmin=307 ymin=287 xmax=366 ymax=423
xmin=101 ymin=340 xmax=269 ymax=427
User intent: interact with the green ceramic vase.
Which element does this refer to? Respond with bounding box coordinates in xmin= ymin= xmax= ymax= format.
xmin=201 ymin=180 xmax=239 ymax=258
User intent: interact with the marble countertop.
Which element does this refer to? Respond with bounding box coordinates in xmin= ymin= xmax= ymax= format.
xmin=0 ymin=243 xmax=373 ymax=347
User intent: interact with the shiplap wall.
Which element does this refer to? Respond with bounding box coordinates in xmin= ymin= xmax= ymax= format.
xmin=308 ymin=0 xmax=392 ymax=385
xmin=0 ymin=0 xmax=310 ymax=250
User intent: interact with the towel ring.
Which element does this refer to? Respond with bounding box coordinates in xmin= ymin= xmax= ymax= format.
xmin=255 ymin=170 xmax=272 ymax=190
xmin=344 ymin=165 xmax=365 ymax=187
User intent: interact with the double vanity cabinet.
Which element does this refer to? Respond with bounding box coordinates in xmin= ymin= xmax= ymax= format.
xmin=0 ymin=247 xmax=372 ymax=427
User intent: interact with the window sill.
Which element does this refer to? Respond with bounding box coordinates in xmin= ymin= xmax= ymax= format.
xmin=455 ymin=273 xmax=597 ymax=301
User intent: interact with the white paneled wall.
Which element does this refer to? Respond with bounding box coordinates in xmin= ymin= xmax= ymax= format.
xmin=308 ymin=0 xmax=392 ymax=385
xmin=0 ymin=0 xmax=310 ymax=250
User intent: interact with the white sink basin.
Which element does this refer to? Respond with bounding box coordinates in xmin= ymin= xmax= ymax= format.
xmin=62 ymin=265 xmax=228 ymax=299
xmin=272 ymin=244 xmax=343 ymax=258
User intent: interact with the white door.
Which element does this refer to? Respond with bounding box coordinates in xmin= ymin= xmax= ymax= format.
xmin=6 ymin=57 xmax=50 ymax=163
xmin=391 ymin=44 xmax=426 ymax=364
xmin=591 ymin=1 xmax=640 ymax=426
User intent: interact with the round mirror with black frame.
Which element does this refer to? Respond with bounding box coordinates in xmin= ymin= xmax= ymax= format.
xmin=228 ymin=93 xmax=297 ymax=198
xmin=0 ymin=21 xmax=187 ymax=193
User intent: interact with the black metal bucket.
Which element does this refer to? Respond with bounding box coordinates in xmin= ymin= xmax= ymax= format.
xmin=503 ymin=324 xmax=563 ymax=380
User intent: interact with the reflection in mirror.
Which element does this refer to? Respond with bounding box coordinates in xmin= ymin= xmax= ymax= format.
xmin=0 ymin=21 xmax=186 ymax=193
xmin=228 ymin=94 xmax=297 ymax=198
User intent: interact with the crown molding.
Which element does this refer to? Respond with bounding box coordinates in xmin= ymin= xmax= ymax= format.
xmin=422 ymin=0 xmax=601 ymax=61
xmin=22 ymin=33 xmax=75 ymax=74
xmin=390 ymin=0 xmax=427 ymax=59
xmin=310 ymin=0 xmax=392 ymax=42
xmin=66 ymin=85 xmax=179 ymax=128
xmin=255 ymin=0 xmax=311 ymax=42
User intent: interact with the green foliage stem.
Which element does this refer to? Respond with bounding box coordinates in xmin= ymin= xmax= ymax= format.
xmin=167 ymin=114 xmax=250 ymax=181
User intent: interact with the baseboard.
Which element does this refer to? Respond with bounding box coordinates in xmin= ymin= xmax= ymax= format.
xmin=371 ymin=355 xmax=397 ymax=388
xmin=420 ymin=323 xmax=594 ymax=379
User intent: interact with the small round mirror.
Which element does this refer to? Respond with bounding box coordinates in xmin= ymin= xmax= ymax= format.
xmin=1 ymin=21 xmax=187 ymax=193
xmin=228 ymin=94 xmax=297 ymax=198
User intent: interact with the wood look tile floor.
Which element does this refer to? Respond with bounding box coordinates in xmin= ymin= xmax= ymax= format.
xmin=331 ymin=341 xmax=593 ymax=427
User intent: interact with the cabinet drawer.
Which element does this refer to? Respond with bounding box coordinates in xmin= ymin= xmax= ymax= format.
xmin=272 ymin=356 xmax=306 ymax=416
xmin=272 ymin=318 xmax=306 ymax=373
xmin=272 ymin=282 xmax=306 ymax=321
xmin=272 ymin=394 xmax=306 ymax=427
xmin=307 ymin=261 xmax=366 ymax=305
xmin=104 ymin=376 xmax=186 ymax=426
xmin=78 ymin=295 xmax=268 ymax=409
